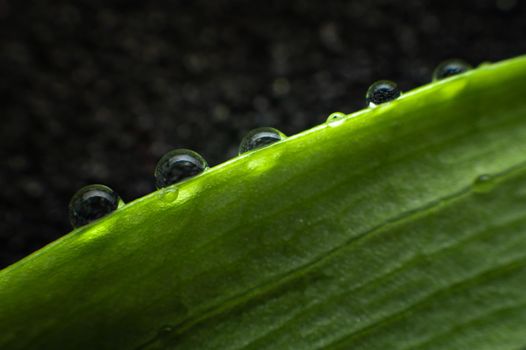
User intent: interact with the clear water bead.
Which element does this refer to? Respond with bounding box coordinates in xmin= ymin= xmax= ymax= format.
xmin=154 ymin=149 xmax=208 ymax=189
xmin=432 ymin=59 xmax=472 ymax=81
xmin=326 ymin=112 xmax=346 ymax=123
xmin=239 ymin=127 xmax=286 ymax=154
xmin=69 ymin=184 xmax=122 ymax=228
xmin=473 ymin=174 xmax=495 ymax=194
xmin=365 ymin=80 xmax=401 ymax=106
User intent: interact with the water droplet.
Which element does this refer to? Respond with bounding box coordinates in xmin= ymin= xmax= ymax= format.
xmin=432 ymin=59 xmax=472 ymax=81
xmin=155 ymin=149 xmax=208 ymax=189
xmin=153 ymin=325 xmax=175 ymax=346
xmin=365 ymin=80 xmax=401 ymax=107
xmin=239 ymin=127 xmax=286 ymax=154
xmin=326 ymin=112 xmax=346 ymax=123
xmin=158 ymin=325 xmax=174 ymax=337
xmin=69 ymin=184 xmax=122 ymax=228
xmin=160 ymin=187 xmax=180 ymax=203
xmin=473 ymin=174 xmax=495 ymax=194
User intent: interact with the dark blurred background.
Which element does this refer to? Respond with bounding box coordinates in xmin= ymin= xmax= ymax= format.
xmin=1 ymin=0 xmax=525 ymax=268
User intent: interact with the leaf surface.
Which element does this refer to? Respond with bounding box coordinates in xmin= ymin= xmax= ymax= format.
xmin=1 ymin=56 xmax=526 ymax=350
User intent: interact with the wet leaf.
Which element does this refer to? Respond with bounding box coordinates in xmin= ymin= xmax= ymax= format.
xmin=1 ymin=56 xmax=526 ymax=349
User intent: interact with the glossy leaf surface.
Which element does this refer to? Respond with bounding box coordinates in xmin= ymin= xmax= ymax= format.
xmin=1 ymin=57 xmax=526 ymax=350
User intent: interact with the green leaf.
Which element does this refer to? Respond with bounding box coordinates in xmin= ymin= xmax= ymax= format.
xmin=2 ymin=56 xmax=526 ymax=350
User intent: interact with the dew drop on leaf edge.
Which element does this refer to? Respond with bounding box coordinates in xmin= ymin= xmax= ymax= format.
xmin=154 ymin=149 xmax=208 ymax=189
xmin=326 ymin=112 xmax=346 ymax=124
xmin=432 ymin=59 xmax=472 ymax=81
xmin=239 ymin=127 xmax=287 ymax=155
xmin=69 ymin=184 xmax=122 ymax=228
xmin=160 ymin=187 xmax=180 ymax=203
xmin=365 ymin=80 xmax=401 ymax=107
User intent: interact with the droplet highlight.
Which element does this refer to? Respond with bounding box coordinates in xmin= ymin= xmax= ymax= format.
xmin=155 ymin=149 xmax=208 ymax=189
xmin=365 ymin=80 xmax=401 ymax=106
xmin=158 ymin=325 xmax=174 ymax=337
xmin=69 ymin=184 xmax=122 ymax=228
xmin=239 ymin=127 xmax=286 ymax=154
xmin=326 ymin=112 xmax=346 ymax=123
xmin=473 ymin=174 xmax=495 ymax=194
xmin=432 ymin=59 xmax=472 ymax=81
xmin=160 ymin=187 xmax=180 ymax=203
